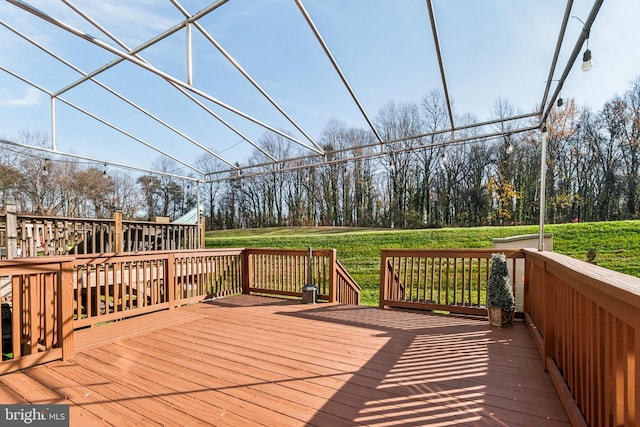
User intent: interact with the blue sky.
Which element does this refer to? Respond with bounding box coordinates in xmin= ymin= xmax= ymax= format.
xmin=1 ymin=0 xmax=639 ymax=178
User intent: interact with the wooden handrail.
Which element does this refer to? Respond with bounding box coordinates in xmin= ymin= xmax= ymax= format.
xmin=523 ymin=248 xmax=640 ymax=426
xmin=0 ymin=257 xmax=75 ymax=375
xmin=0 ymin=207 xmax=203 ymax=257
xmin=335 ymin=260 xmax=361 ymax=305
xmin=379 ymin=247 xmax=640 ymax=424
xmin=379 ymin=248 xmax=523 ymax=316
xmin=0 ymin=247 xmax=359 ymax=374
xmin=243 ymin=248 xmax=347 ymax=302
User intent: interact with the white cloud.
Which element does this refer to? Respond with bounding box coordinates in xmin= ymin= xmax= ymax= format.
xmin=76 ymin=2 xmax=178 ymax=45
xmin=0 ymin=87 xmax=42 ymax=106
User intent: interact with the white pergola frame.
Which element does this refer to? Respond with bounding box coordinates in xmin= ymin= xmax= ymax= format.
xmin=1 ymin=0 xmax=605 ymax=249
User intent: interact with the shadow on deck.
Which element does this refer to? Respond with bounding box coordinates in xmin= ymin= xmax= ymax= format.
xmin=0 ymin=295 xmax=568 ymax=426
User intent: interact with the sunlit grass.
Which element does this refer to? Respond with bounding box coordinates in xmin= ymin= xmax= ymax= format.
xmin=206 ymin=221 xmax=640 ymax=306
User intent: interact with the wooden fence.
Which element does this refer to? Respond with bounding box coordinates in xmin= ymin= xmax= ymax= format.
xmin=380 ymin=248 xmax=523 ymax=316
xmin=0 ymin=247 xmax=360 ymax=374
xmin=0 ymin=207 xmax=204 ymax=258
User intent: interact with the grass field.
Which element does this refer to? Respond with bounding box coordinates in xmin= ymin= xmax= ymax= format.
xmin=205 ymin=221 xmax=640 ymax=306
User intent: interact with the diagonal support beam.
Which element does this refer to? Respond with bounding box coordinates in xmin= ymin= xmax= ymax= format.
xmin=295 ymin=0 xmax=384 ymax=144
xmin=8 ymin=0 xmax=323 ymax=156
xmin=425 ymin=0 xmax=455 ymax=136
xmin=0 ymin=66 xmax=205 ymax=176
xmin=58 ymin=0 xmax=275 ymax=165
xmin=539 ymin=0 xmax=604 ymax=126
xmin=0 ymin=18 xmax=240 ymax=170
xmin=170 ymin=0 xmax=325 ymax=154
xmin=539 ymin=0 xmax=574 ymax=116
xmin=0 ymin=138 xmax=199 ymax=182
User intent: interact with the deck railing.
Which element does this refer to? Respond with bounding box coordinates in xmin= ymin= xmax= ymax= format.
xmin=381 ymin=247 xmax=640 ymax=424
xmin=335 ymin=260 xmax=361 ymax=305
xmin=0 ymin=257 xmax=74 ymax=375
xmin=0 ymin=208 xmax=203 ymax=257
xmin=523 ymin=248 xmax=640 ymax=427
xmin=172 ymin=249 xmax=244 ymax=304
xmin=0 ymin=247 xmax=359 ymax=374
xmin=72 ymin=249 xmax=245 ymax=329
xmin=243 ymin=248 xmax=360 ymax=303
xmin=380 ymin=249 xmax=523 ymax=316
xmin=2 ymin=245 xmax=638 ymax=423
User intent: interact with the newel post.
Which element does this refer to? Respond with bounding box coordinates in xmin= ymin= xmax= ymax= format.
xmin=199 ymin=217 xmax=206 ymax=249
xmin=241 ymin=249 xmax=251 ymax=295
xmin=59 ymin=260 xmax=75 ymax=361
xmin=113 ymin=210 xmax=123 ymax=253
xmin=328 ymin=249 xmax=337 ymax=303
xmin=379 ymin=251 xmax=389 ymax=309
xmin=5 ymin=201 xmax=18 ymax=259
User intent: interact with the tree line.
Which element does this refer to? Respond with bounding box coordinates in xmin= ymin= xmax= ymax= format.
xmin=2 ymin=77 xmax=640 ymax=230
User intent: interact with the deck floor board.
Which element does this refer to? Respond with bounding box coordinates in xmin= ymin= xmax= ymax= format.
xmin=0 ymin=295 xmax=570 ymax=426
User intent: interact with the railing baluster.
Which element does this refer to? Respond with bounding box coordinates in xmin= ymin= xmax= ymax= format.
xmin=0 ymin=248 xmax=357 ymax=374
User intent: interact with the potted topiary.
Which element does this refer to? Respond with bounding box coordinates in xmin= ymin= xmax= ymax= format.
xmin=487 ymin=252 xmax=515 ymax=328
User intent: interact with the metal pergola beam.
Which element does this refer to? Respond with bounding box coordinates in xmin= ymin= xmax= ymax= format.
xmin=205 ymin=111 xmax=539 ymax=180
xmin=539 ymin=0 xmax=574 ymax=116
xmin=425 ymin=0 xmax=456 ymax=136
xmin=0 ymin=19 xmax=240 ymax=170
xmin=536 ymin=0 xmax=604 ymax=251
xmin=1 ymin=0 xmax=606 ymax=188
xmin=8 ymin=0 xmax=323 ymax=157
xmin=58 ymin=0 xmax=274 ymax=165
xmin=295 ymin=0 xmax=384 ymax=144
xmin=206 ymin=123 xmax=540 ymax=183
xmin=539 ymin=0 xmax=604 ymax=126
xmin=0 ymin=66 xmax=205 ymax=175
xmin=0 ymin=138 xmax=199 ymax=182
xmin=169 ymin=0 xmax=325 ymax=154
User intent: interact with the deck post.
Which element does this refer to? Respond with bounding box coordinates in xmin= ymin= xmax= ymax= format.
xmin=199 ymin=216 xmax=206 ymax=249
xmin=113 ymin=210 xmax=123 ymax=253
xmin=379 ymin=251 xmax=388 ymax=308
xmin=59 ymin=260 xmax=75 ymax=361
xmin=241 ymin=249 xmax=251 ymax=294
xmin=328 ymin=249 xmax=337 ymax=303
xmin=5 ymin=201 xmax=17 ymax=259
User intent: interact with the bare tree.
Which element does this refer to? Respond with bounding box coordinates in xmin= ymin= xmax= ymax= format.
xmin=418 ymin=90 xmax=449 ymax=225
xmin=14 ymin=132 xmax=59 ymax=215
xmin=195 ymin=155 xmax=225 ymax=230
xmin=109 ymin=171 xmax=143 ymax=219
xmin=620 ymin=78 xmax=640 ymax=218
xmin=376 ymin=101 xmax=422 ymax=227
xmin=150 ymin=157 xmax=184 ymax=219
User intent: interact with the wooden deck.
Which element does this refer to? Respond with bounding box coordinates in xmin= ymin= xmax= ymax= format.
xmin=0 ymin=295 xmax=569 ymax=426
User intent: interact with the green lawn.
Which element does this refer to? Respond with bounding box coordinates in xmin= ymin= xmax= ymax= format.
xmin=205 ymin=221 xmax=640 ymax=306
